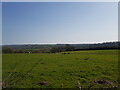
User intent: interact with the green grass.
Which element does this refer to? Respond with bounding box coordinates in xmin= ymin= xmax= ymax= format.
xmin=2 ymin=50 xmax=119 ymax=88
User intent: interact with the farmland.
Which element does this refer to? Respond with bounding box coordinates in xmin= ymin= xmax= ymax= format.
xmin=2 ymin=50 xmax=119 ymax=88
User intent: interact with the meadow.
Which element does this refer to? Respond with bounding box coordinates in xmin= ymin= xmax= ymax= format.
xmin=2 ymin=50 xmax=119 ymax=88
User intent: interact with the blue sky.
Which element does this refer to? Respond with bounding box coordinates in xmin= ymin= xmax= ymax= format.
xmin=0 ymin=2 xmax=2 ymax=45
xmin=2 ymin=2 xmax=118 ymax=45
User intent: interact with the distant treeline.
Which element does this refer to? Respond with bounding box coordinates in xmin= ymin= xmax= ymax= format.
xmin=2 ymin=41 xmax=120 ymax=53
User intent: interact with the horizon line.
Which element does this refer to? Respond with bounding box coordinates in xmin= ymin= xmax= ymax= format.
xmin=2 ymin=40 xmax=119 ymax=45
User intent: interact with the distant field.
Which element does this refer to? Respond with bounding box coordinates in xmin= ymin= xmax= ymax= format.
xmin=2 ymin=50 xmax=119 ymax=88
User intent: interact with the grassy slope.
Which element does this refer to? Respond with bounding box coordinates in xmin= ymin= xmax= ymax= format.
xmin=2 ymin=50 xmax=119 ymax=88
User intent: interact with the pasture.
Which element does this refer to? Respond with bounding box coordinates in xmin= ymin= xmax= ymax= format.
xmin=2 ymin=50 xmax=119 ymax=88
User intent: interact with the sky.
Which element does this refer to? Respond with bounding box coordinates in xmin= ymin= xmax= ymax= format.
xmin=0 ymin=2 xmax=2 ymax=45
xmin=2 ymin=2 xmax=118 ymax=45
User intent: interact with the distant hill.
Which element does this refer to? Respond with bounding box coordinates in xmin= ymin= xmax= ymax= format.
xmin=2 ymin=44 xmax=55 ymax=50
xmin=56 ymin=41 xmax=119 ymax=50
xmin=2 ymin=41 xmax=120 ymax=53
xmin=2 ymin=41 xmax=120 ymax=50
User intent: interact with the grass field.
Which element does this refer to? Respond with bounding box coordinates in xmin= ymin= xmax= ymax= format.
xmin=2 ymin=50 xmax=119 ymax=88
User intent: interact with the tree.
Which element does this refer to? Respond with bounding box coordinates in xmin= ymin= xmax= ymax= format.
xmin=50 ymin=44 xmax=75 ymax=53
xmin=2 ymin=47 xmax=13 ymax=53
xmin=64 ymin=44 xmax=75 ymax=51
